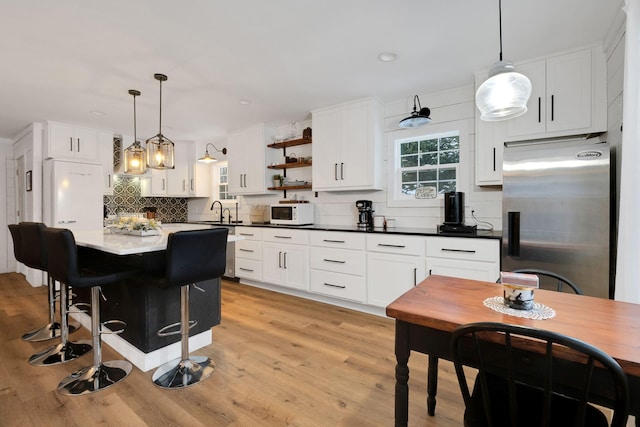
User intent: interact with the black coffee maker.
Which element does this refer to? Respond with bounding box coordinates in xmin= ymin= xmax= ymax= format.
xmin=356 ymin=200 xmax=374 ymax=229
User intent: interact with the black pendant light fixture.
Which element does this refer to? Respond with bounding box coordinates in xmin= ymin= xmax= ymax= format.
xmin=146 ymin=73 xmax=175 ymax=169
xmin=123 ymin=89 xmax=147 ymax=175
xmin=399 ymin=95 xmax=432 ymax=128
xmin=198 ymin=143 xmax=227 ymax=163
xmin=476 ymin=0 xmax=532 ymax=121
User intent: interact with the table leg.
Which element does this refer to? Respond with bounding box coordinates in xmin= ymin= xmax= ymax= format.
xmin=394 ymin=321 xmax=410 ymax=427
xmin=427 ymin=355 xmax=439 ymax=416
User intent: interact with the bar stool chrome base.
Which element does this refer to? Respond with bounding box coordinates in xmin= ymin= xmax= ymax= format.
xmin=58 ymin=360 xmax=132 ymax=396
xmin=21 ymin=320 xmax=81 ymax=342
xmin=28 ymin=340 xmax=92 ymax=366
xmin=152 ymin=356 xmax=214 ymax=389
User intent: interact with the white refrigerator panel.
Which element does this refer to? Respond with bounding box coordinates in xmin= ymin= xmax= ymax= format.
xmin=43 ymin=159 xmax=103 ymax=233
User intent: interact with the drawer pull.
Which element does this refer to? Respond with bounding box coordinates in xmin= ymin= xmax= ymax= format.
xmin=323 ymin=259 xmax=346 ymax=264
xmin=239 ymin=267 xmax=254 ymax=272
xmin=441 ymin=248 xmax=476 ymax=254
xmin=274 ymin=235 xmax=293 ymax=239
xmin=239 ymin=233 xmax=254 ymax=236
xmin=239 ymin=248 xmax=254 ymax=253
xmin=323 ymin=282 xmax=346 ymax=289
xmin=323 ymin=239 xmax=346 ymax=243
xmin=378 ymin=243 xmax=406 ymax=248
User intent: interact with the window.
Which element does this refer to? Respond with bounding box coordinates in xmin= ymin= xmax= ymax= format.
xmin=216 ymin=164 xmax=236 ymax=201
xmin=387 ymin=120 xmax=468 ymax=207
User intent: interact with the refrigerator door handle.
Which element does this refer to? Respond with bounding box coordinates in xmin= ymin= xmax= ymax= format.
xmin=507 ymin=211 xmax=520 ymax=257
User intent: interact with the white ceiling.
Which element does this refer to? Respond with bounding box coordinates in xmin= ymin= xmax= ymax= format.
xmin=0 ymin=0 xmax=622 ymax=141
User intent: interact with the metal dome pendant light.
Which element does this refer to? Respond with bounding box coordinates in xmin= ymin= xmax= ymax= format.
xmin=146 ymin=73 xmax=175 ymax=169
xmin=123 ymin=89 xmax=147 ymax=174
xmin=399 ymin=95 xmax=432 ymax=128
xmin=476 ymin=0 xmax=532 ymax=121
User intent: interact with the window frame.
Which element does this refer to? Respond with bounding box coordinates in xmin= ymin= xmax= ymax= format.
xmin=386 ymin=119 xmax=469 ymax=208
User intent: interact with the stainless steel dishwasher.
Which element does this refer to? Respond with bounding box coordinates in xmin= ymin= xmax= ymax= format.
xmin=223 ymin=226 xmax=236 ymax=279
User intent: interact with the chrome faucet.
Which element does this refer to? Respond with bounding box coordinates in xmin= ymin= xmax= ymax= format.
xmin=222 ymin=208 xmax=231 ymax=224
xmin=210 ymin=200 xmax=223 ymax=223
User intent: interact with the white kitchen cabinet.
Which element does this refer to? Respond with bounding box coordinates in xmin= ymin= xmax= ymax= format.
xmin=188 ymin=161 xmax=211 ymax=197
xmin=141 ymin=168 xmax=168 ymax=196
xmin=426 ymin=237 xmax=500 ymax=282
xmin=366 ymin=234 xmax=427 ymax=308
xmin=227 ymin=123 xmax=275 ymax=195
xmin=311 ymin=98 xmax=383 ymax=191
xmin=262 ymin=228 xmax=309 ymax=290
xmin=140 ymin=142 xmax=198 ymax=197
xmin=309 ymin=231 xmax=366 ymax=302
xmin=99 ymin=131 xmax=115 ymax=195
xmin=235 ymin=227 xmax=263 ymax=281
xmin=475 ymin=45 xmax=606 ymax=186
xmin=44 ymin=121 xmax=101 ymax=162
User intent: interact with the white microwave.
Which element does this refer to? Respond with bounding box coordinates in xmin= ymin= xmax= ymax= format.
xmin=270 ymin=203 xmax=314 ymax=225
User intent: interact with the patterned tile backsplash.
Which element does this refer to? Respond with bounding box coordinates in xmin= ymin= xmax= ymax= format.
xmin=103 ymin=176 xmax=188 ymax=223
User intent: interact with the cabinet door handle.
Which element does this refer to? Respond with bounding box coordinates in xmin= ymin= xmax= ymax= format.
xmin=77 ymin=138 xmax=80 ymax=152
xmin=69 ymin=137 xmax=73 ymax=152
xmin=183 ymin=179 xmax=186 ymax=192
xmin=239 ymin=248 xmax=254 ymax=253
xmin=334 ymin=163 xmax=338 ymax=180
xmin=340 ymin=162 xmax=344 ymax=180
xmin=429 ymin=269 xmax=432 ymax=276
xmin=323 ymin=239 xmax=345 ymax=243
xmin=414 ymin=267 xmax=417 ymax=286
xmin=323 ymin=282 xmax=346 ymax=289
xmin=191 ymin=178 xmax=194 ymax=191
xmin=162 ymin=178 xmax=166 ymax=191
xmin=441 ymin=248 xmax=476 ymax=254
xmin=244 ymin=174 xmax=247 ymax=187
xmin=239 ymin=267 xmax=254 ymax=272
xmin=283 ymin=252 xmax=287 ymax=269
xmin=551 ymin=94 xmax=555 ymax=121
xmin=108 ymin=174 xmax=112 ymax=188
xmin=492 ymin=147 xmax=496 ymax=172
xmin=274 ymin=235 xmax=292 ymax=239
xmin=538 ymin=97 xmax=541 ymax=123
xmin=378 ymin=243 xmax=406 ymax=248
xmin=239 ymin=233 xmax=254 ymax=237
xmin=323 ymin=258 xmax=346 ymax=264
xmin=279 ymin=251 xmax=282 ymax=268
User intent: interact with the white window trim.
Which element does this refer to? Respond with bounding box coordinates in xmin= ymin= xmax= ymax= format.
xmin=386 ymin=119 xmax=470 ymax=208
xmin=211 ymin=161 xmax=237 ymax=204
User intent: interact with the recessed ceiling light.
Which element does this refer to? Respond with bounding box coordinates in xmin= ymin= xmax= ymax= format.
xmin=90 ymin=110 xmax=105 ymax=116
xmin=239 ymin=99 xmax=251 ymax=105
xmin=377 ymin=52 xmax=397 ymax=62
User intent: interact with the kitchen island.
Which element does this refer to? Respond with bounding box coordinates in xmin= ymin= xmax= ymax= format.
xmin=71 ymin=224 xmax=242 ymax=372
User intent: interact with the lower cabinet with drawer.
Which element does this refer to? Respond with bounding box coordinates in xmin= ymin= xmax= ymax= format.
xmin=366 ymin=235 xmax=427 ymax=308
xmin=235 ymin=227 xmax=263 ymax=281
xmin=426 ymin=236 xmax=500 ymax=282
xmin=309 ymin=231 xmax=366 ymax=302
xmin=262 ymin=228 xmax=309 ymax=291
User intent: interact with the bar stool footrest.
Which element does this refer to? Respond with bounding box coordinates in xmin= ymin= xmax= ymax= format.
xmin=157 ymin=319 xmax=197 ymax=337
xmin=100 ymin=320 xmax=126 ymax=335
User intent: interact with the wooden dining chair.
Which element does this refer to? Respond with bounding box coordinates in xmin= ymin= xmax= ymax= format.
xmin=507 ymin=268 xmax=583 ymax=294
xmin=451 ymin=322 xmax=629 ymax=427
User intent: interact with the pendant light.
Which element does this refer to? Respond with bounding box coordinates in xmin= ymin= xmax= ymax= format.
xmin=123 ymin=89 xmax=147 ymax=174
xmin=475 ymin=0 xmax=532 ymax=121
xmin=198 ymin=143 xmax=227 ymax=163
xmin=146 ymin=73 xmax=175 ymax=169
xmin=399 ymin=95 xmax=431 ymax=128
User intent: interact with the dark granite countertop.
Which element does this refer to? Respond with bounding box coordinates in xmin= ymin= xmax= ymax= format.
xmin=189 ymin=221 xmax=501 ymax=240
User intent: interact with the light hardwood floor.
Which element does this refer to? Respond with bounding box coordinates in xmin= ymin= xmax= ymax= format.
xmin=0 ymin=272 xmax=467 ymax=426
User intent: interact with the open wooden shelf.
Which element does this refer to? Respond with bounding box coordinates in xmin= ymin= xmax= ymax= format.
xmin=268 ymin=183 xmax=313 ymax=191
xmin=267 ymin=137 xmax=312 ymax=149
xmin=268 ymin=161 xmax=312 ymax=170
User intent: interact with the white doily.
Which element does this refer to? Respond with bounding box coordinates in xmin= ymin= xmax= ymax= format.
xmin=483 ymin=296 xmax=556 ymax=320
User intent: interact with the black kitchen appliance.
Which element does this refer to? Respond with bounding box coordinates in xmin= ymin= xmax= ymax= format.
xmin=439 ymin=191 xmax=477 ymax=233
xmin=356 ymin=200 xmax=374 ymax=229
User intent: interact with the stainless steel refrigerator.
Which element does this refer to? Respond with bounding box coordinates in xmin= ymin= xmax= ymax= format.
xmin=502 ymin=135 xmax=614 ymax=299
xmin=43 ymin=158 xmax=103 ymax=234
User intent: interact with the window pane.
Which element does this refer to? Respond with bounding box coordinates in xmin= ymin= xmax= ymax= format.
xmin=402 ymin=171 xmax=417 ymax=182
xmin=439 ymin=168 xmax=457 ymax=180
xmin=420 ymin=139 xmax=438 ymax=152
xmin=419 ymin=153 xmax=438 ymax=166
xmin=418 ymin=170 xmax=437 ymax=181
xmin=220 ymin=175 xmax=228 ymax=184
xmin=438 ymin=181 xmax=456 ymax=193
xmin=400 ymin=141 xmax=418 ymax=155
xmin=402 ymin=183 xmax=417 ymax=195
xmin=439 ymin=136 xmax=459 ymax=150
xmin=401 ymin=155 xmax=418 ymax=167
xmin=439 ymin=151 xmax=459 ymax=164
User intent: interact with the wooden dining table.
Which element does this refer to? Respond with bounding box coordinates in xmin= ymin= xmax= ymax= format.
xmin=386 ymin=275 xmax=640 ymax=427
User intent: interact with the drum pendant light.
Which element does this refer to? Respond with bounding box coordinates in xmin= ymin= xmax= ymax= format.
xmin=123 ymin=89 xmax=147 ymax=175
xmin=399 ymin=95 xmax=432 ymax=128
xmin=146 ymin=73 xmax=175 ymax=169
xmin=476 ymin=0 xmax=532 ymax=121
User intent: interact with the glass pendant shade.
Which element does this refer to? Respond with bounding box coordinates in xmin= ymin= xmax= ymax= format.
xmin=476 ymin=61 xmax=532 ymax=121
xmin=123 ymin=89 xmax=147 ymax=174
xmin=146 ymin=73 xmax=175 ymax=170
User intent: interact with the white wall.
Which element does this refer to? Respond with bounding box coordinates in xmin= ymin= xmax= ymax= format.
xmin=188 ymin=88 xmax=503 ymax=231
xmin=0 ymin=139 xmax=14 ymax=273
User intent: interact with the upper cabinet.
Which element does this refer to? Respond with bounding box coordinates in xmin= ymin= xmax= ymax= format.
xmin=227 ymin=123 xmax=276 ymax=195
xmin=99 ymin=132 xmax=115 ymax=195
xmin=475 ymin=45 xmax=607 ymax=186
xmin=43 ymin=121 xmax=101 ymax=162
xmin=311 ymin=98 xmax=383 ymax=191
